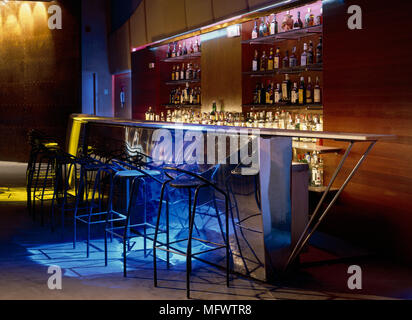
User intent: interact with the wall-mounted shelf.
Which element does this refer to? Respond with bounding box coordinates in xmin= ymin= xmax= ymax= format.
xmin=162 ymin=52 xmax=201 ymax=62
xmin=242 ymin=25 xmax=323 ymax=45
xmin=162 ymin=104 xmax=201 ymax=109
xmin=165 ymin=79 xmax=201 ymax=86
xmin=243 ymin=64 xmax=323 ymax=77
xmin=243 ymin=104 xmax=323 ymax=110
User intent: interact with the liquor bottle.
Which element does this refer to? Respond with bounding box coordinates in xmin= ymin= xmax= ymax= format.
xmin=211 ymin=101 xmax=217 ymax=123
xmin=167 ymin=43 xmax=171 ymax=58
xmin=282 ymin=11 xmax=294 ymax=31
xmin=291 ymin=82 xmax=298 ymax=104
xmin=282 ymin=50 xmax=289 ymax=68
xmin=166 ymin=110 xmax=172 ymax=122
xmin=182 ymin=42 xmax=187 ymax=56
xmin=252 ymin=20 xmax=258 ymax=39
xmin=180 ymin=63 xmax=185 ymax=80
xmin=294 ymin=12 xmax=303 ymax=29
xmin=260 ymin=82 xmax=266 ymax=104
xmin=266 ymin=81 xmax=273 ymax=105
xmin=307 ymin=41 xmax=314 ymax=65
xmin=314 ymin=77 xmax=322 ymax=104
xmin=306 ymin=76 xmax=313 ymax=104
xmin=260 ymin=51 xmax=267 ymax=71
xmin=194 ymin=40 xmax=199 ymax=53
xmin=196 ymin=87 xmax=201 ymax=104
xmin=259 ymin=17 xmax=265 ymax=37
xmin=305 ymin=8 xmax=315 ymax=28
xmin=282 ymin=74 xmax=291 ymax=102
xmin=254 ymin=83 xmax=261 ymax=104
xmin=316 ymin=37 xmax=323 ymax=64
xmin=171 ymin=65 xmax=176 ymax=81
xmin=170 ymin=89 xmax=175 ymax=104
xmin=267 ymin=48 xmax=274 ymax=71
xmin=145 ymin=107 xmax=153 ymax=121
xmin=301 ymin=43 xmax=308 ymax=66
xmin=298 ymin=77 xmax=306 ymax=105
xmin=186 ymin=63 xmax=192 ymax=80
xmin=274 ymin=83 xmax=282 ymax=104
xmin=184 ymin=83 xmax=190 ymax=104
xmin=252 ymin=50 xmax=259 ymax=72
xmin=264 ymin=17 xmax=270 ymax=36
xmin=290 ymin=47 xmax=297 ymax=67
xmin=175 ymin=65 xmax=180 ymax=81
xmin=270 ymin=14 xmax=278 ymax=35
xmin=177 ymin=43 xmax=183 ymax=57
xmin=316 ymin=7 xmax=323 ymax=26
xmin=188 ymin=41 xmax=194 ymax=54
xmin=171 ymin=43 xmax=177 ymax=58
xmin=274 ymin=48 xmax=281 ymax=69
xmin=160 ymin=112 xmax=165 ymax=122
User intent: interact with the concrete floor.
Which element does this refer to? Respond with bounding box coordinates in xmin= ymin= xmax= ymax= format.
xmin=0 ymin=161 xmax=411 ymax=300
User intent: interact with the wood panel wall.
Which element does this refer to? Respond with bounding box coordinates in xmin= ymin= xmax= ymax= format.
xmin=323 ymin=0 xmax=412 ymax=262
xmin=0 ymin=0 xmax=81 ymax=162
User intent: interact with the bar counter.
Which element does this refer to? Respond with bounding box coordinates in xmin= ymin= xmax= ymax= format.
xmin=68 ymin=114 xmax=395 ymax=282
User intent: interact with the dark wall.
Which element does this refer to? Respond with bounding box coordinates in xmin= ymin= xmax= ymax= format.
xmin=323 ymin=0 xmax=412 ymax=262
xmin=0 ymin=0 xmax=81 ymax=162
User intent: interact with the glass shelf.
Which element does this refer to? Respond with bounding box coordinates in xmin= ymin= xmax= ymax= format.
xmin=243 ymin=103 xmax=323 ymax=110
xmin=162 ymin=52 xmax=201 ymax=62
xmin=165 ymin=79 xmax=201 ymax=85
xmin=243 ymin=64 xmax=323 ymax=77
xmin=242 ymin=25 xmax=323 ymax=45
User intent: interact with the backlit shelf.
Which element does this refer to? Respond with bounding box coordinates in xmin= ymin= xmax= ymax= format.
xmin=243 ymin=64 xmax=323 ymax=77
xmin=162 ymin=52 xmax=201 ymax=62
xmin=242 ymin=25 xmax=323 ymax=45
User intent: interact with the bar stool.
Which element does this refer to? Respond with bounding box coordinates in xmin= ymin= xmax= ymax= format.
xmin=73 ymin=160 xmax=126 ymax=257
xmin=104 ymin=159 xmax=165 ymax=277
xmin=153 ymin=167 xmax=230 ymax=299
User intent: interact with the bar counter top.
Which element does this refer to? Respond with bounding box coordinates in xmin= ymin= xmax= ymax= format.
xmin=72 ymin=114 xmax=396 ymax=142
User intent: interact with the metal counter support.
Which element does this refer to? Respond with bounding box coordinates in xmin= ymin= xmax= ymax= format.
xmin=285 ymin=141 xmax=377 ymax=270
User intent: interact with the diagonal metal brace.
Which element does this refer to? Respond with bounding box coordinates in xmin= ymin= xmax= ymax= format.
xmin=285 ymin=140 xmax=377 ymax=270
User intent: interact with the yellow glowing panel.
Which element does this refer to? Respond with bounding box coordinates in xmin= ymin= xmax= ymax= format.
xmin=18 ymin=3 xmax=34 ymax=35
xmin=5 ymin=14 xmax=21 ymax=36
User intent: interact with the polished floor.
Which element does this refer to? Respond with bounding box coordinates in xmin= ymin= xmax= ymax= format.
xmin=0 ymin=161 xmax=411 ymax=300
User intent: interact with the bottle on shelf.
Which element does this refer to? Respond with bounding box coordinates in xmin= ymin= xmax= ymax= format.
xmin=210 ymin=101 xmax=217 ymax=124
xmin=266 ymin=81 xmax=274 ymax=105
xmin=268 ymin=48 xmax=274 ymax=71
xmin=177 ymin=43 xmax=183 ymax=57
xmin=171 ymin=43 xmax=177 ymax=58
xmin=175 ymin=65 xmax=180 ymax=81
xmin=283 ymin=50 xmax=290 ymax=68
xmin=274 ymin=48 xmax=281 ymax=69
xmin=270 ymin=14 xmax=278 ymax=35
xmin=291 ymin=82 xmax=298 ymax=104
xmin=145 ymin=107 xmax=154 ymax=121
xmin=183 ymin=42 xmax=188 ymax=55
xmin=301 ymin=43 xmax=308 ymax=67
xmin=274 ymin=83 xmax=282 ymax=104
xmin=253 ymin=83 xmax=261 ymax=104
xmin=316 ymin=37 xmax=323 ymax=64
xmin=282 ymin=74 xmax=291 ymax=102
xmin=316 ymin=7 xmax=323 ymax=26
xmin=298 ymin=77 xmax=306 ymax=105
xmin=308 ymin=41 xmax=314 ymax=65
xmin=314 ymin=77 xmax=322 ymax=104
xmin=294 ymin=11 xmax=303 ymax=29
xmin=259 ymin=17 xmax=265 ymax=37
xmin=306 ymin=76 xmax=313 ymax=104
xmin=180 ymin=63 xmax=185 ymax=80
xmin=186 ymin=63 xmax=192 ymax=81
xmin=260 ymin=51 xmax=267 ymax=71
xmin=193 ymin=39 xmax=200 ymax=53
xmin=252 ymin=20 xmax=258 ymax=39
xmin=160 ymin=112 xmax=165 ymax=122
xmin=282 ymin=11 xmax=294 ymax=31
xmin=260 ymin=82 xmax=266 ymax=104
xmin=252 ymin=50 xmax=259 ymax=72
xmin=290 ymin=47 xmax=298 ymax=67
xmin=264 ymin=17 xmax=270 ymax=36
xmin=167 ymin=43 xmax=171 ymax=58
xmin=171 ymin=65 xmax=176 ymax=81
xmin=305 ymin=8 xmax=315 ymax=28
